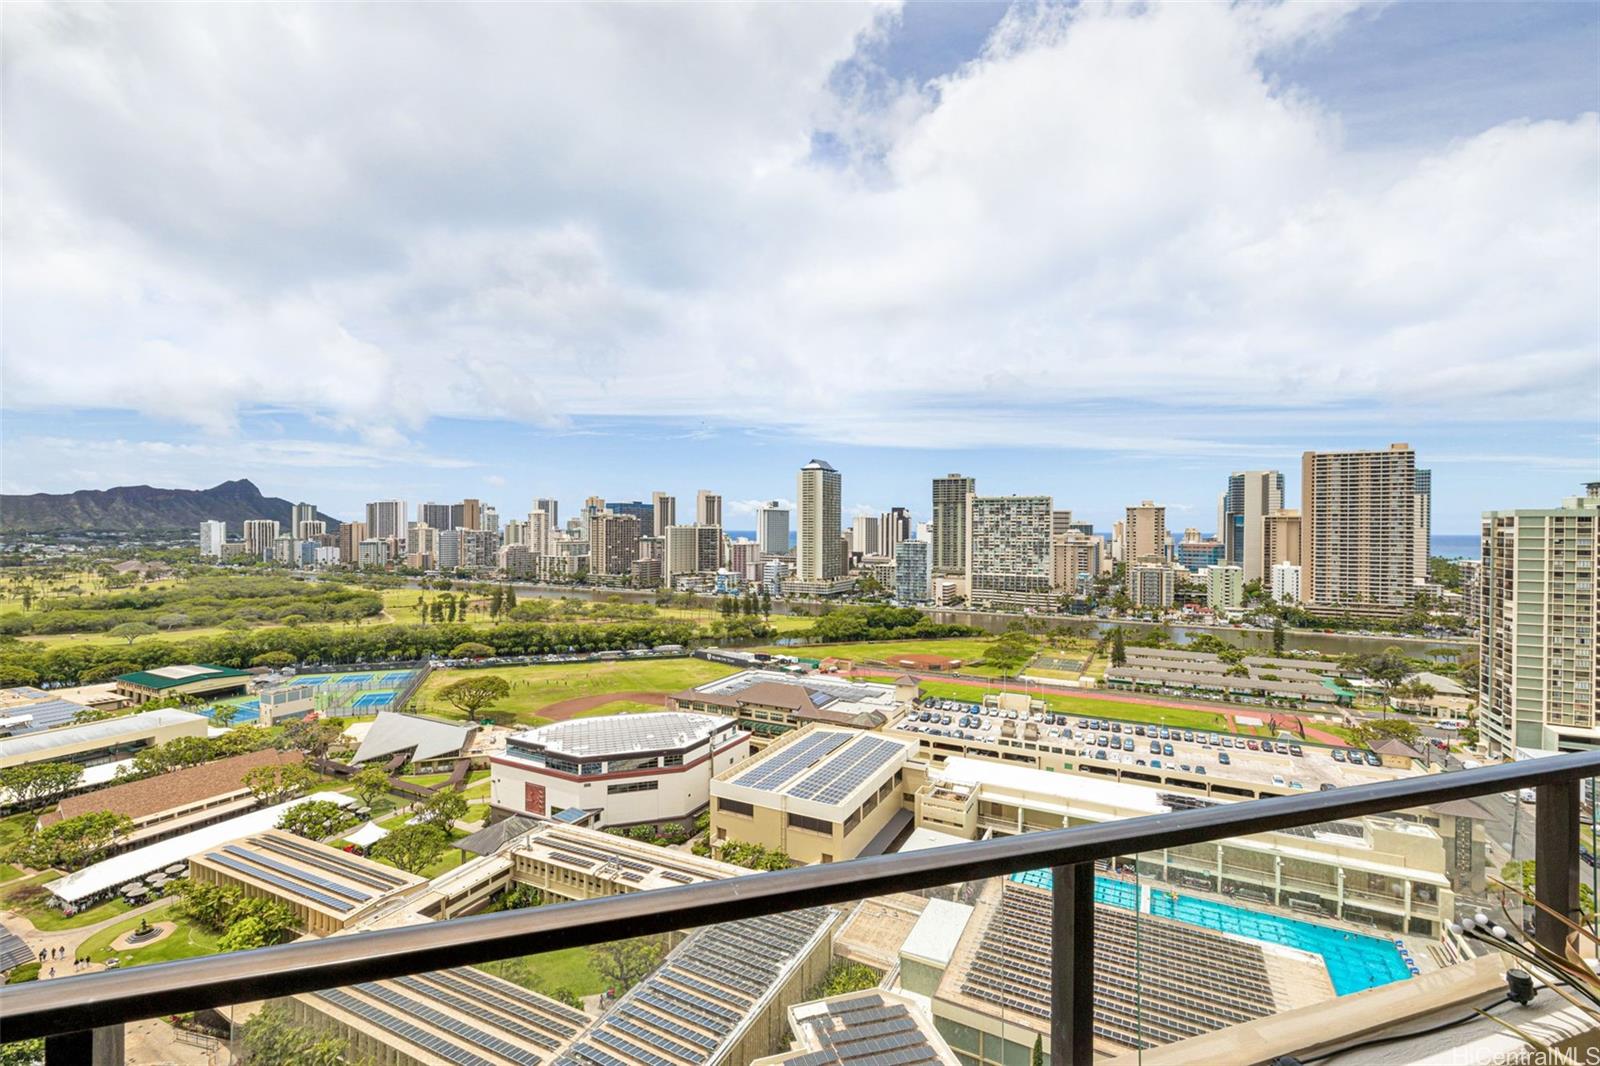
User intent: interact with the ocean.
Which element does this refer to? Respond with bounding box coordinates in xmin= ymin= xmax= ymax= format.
xmin=1432 ymin=534 xmax=1479 ymax=561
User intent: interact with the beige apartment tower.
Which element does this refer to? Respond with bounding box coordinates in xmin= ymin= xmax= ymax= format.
xmin=650 ymin=492 xmax=676 ymax=537
xmin=1478 ymin=485 xmax=1599 ymax=754
xmin=1261 ymin=510 xmax=1302 ymax=575
xmin=931 ymin=473 xmax=975 ymax=575
xmin=696 ymin=490 xmax=723 ymax=528
xmin=1123 ymin=501 xmax=1167 ymax=592
xmin=588 ymin=512 xmax=641 ymax=577
xmin=796 ymin=460 xmax=843 ymax=582
xmin=1300 ymin=444 xmax=1418 ymax=617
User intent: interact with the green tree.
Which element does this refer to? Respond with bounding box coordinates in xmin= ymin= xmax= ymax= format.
xmin=416 ymin=787 xmax=468 ymax=829
xmin=211 ymin=702 xmax=242 ymax=729
xmin=448 ymin=641 xmax=495 ymax=659
xmin=1031 ymin=1034 xmax=1044 ymax=1066
xmin=1110 ymin=628 xmax=1127 ymax=667
xmin=587 ymin=935 xmax=667 ymax=993
xmin=277 ymin=799 xmax=358 ymax=840
xmin=1272 ymin=616 xmax=1286 ymax=655
xmin=250 ymin=651 xmax=296 ymax=669
xmin=350 ymin=765 xmax=392 ymax=810
xmin=0 ymin=1039 xmax=43 ymax=1066
xmin=370 ymin=824 xmax=449 ymax=873
xmin=1500 ymin=859 xmax=1596 ymax=921
xmin=1353 ymin=718 xmax=1423 ymax=749
xmin=108 ymin=621 xmax=158 ymax=645
xmin=8 ymin=811 xmax=133 ymax=869
xmin=243 ymin=763 xmax=317 ymax=804
xmin=983 ymin=629 xmax=1038 ymax=677
xmin=814 ymin=959 xmax=881 ymax=998
xmin=0 ymin=762 xmax=83 ymax=809
xmin=242 ymin=1002 xmax=350 ymax=1066
xmin=1359 ymin=647 xmax=1411 ymax=714
xmin=0 ymin=666 xmax=40 ymax=688
xmin=437 ymin=675 xmax=510 ymax=718
xmin=285 ymin=718 xmax=346 ymax=760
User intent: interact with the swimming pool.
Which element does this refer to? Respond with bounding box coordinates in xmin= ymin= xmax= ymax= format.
xmin=1009 ymin=871 xmax=1410 ymax=995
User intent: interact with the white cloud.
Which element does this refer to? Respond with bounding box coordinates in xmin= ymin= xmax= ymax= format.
xmin=3 ymin=2 xmax=1594 ymax=453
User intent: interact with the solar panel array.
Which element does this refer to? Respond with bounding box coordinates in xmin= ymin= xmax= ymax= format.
xmin=0 ymin=926 xmax=34 ymax=972
xmin=782 ymin=994 xmax=947 ymax=1066
xmin=221 ymin=844 xmax=372 ymax=904
xmin=0 ymin=698 xmax=86 ymax=736
xmin=957 ymin=883 xmax=1277 ymax=1050
xmin=251 ymin=833 xmax=409 ymax=889
xmin=305 ymin=966 xmax=592 ymax=1066
xmin=557 ymin=907 xmax=834 ymax=1066
xmin=536 ymin=830 xmax=710 ymax=886
xmin=786 ymin=738 xmax=903 ymax=804
xmin=732 ymin=732 xmax=853 ymax=791
xmin=204 ymin=852 xmax=355 ymax=912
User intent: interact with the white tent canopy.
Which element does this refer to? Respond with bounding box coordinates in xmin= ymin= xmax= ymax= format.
xmin=46 ymin=792 xmax=356 ymax=904
xmin=344 ymin=821 xmax=388 ymax=849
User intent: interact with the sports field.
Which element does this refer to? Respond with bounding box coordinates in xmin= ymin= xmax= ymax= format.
xmin=205 ymin=668 xmax=420 ymax=724
xmin=413 ymin=657 xmax=740 ymax=725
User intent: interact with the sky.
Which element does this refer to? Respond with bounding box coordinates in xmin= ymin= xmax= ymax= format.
xmin=3 ymin=1 xmax=1597 ymax=533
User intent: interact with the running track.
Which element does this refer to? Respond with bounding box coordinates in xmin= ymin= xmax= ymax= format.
xmin=845 ymin=667 xmax=1350 ymax=745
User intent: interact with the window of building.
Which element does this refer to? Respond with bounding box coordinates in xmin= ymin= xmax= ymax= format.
xmin=787 ymin=812 xmax=833 ymax=834
xmin=717 ymin=798 xmax=754 ymax=817
xmin=546 ymin=756 xmax=579 ymax=774
xmin=608 ymin=755 xmax=660 ymax=773
xmin=663 ymin=753 xmax=684 ymax=767
xmin=579 ymin=762 xmax=604 ymax=776
xmin=843 ymin=811 xmax=861 ymax=835
xmin=607 ymin=780 xmax=659 ymax=795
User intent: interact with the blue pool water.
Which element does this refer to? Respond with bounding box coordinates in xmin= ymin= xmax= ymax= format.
xmin=1010 ymin=871 xmax=1410 ymax=995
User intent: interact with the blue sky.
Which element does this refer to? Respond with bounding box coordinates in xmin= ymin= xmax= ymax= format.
xmin=4 ymin=2 xmax=1597 ymax=533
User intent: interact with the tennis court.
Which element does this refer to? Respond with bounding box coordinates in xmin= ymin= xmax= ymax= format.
xmin=336 ymin=673 xmax=374 ymax=685
xmin=351 ymin=691 xmax=397 ymax=710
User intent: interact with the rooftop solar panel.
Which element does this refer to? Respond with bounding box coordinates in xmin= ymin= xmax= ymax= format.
xmin=221 ymin=844 xmax=371 ymax=903
xmin=393 ymin=975 xmax=563 ymax=1051
xmin=590 ymin=1027 xmax=679 ymax=1066
xmin=313 ymin=989 xmax=496 ymax=1066
xmin=446 ymin=968 xmax=589 ymax=1029
xmin=249 ymin=835 xmax=406 ymax=889
xmin=204 ymin=852 xmax=352 ymax=912
xmin=732 ymin=731 xmax=852 ymax=791
xmin=787 ymin=737 xmax=901 ymax=803
xmin=355 ymin=982 xmax=542 ymax=1066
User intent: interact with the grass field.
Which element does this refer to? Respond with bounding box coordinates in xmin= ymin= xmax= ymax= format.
xmin=754 ymin=637 xmax=1001 ymax=665
xmin=76 ymin=909 xmax=220 ymax=969
xmin=0 ymin=872 xmax=138 ymax=931
xmin=488 ymin=946 xmax=608 ymax=999
xmin=413 ymin=658 xmax=740 ymax=724
xmin=571 ymin=700 xmax=661 ymax=718
xmin=0 ymin=864 xmax=23 ymax=884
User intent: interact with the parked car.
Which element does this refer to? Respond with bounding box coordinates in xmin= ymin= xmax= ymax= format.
xmin=1218 ymin=752 xmax=1231 ymax=765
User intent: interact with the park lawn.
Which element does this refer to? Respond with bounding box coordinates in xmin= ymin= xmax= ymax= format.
xmin=490 ymin=945 xmax=608 ymax=999
xmin=418 ymin=847 xmax=467 ymax=879
xmin=414 ymin=659 xmax=740 ymax=724
xmin=399 ymin=772 xmax=452 ymax=788
xmin=0 ymin=811 xmax=36 ymax=851
xmin=77 ymin=910 xmax=221 ymax=969
xmin=19 ymin=624 xmax=250 ymax=649
xmin=0 ymin=864 xmax=23 ymax=883
xmin=571 ymin=700 xmax=661 ymax=719
xmin=465 ymin=803 xmax=490 ymax=824
xmin=1025 ymin=667 xmax=1087 ymax=682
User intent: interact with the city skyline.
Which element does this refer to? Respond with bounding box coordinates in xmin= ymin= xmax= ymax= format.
xmin=4 ymin=2 xmax=1596 ymax=533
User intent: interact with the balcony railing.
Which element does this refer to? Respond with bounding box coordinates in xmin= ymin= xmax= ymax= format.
xmin=3 ymin=750 xmax=1596 ymax=1064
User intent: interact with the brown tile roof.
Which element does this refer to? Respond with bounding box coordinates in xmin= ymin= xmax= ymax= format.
xmin=43 ymin=748 xmax=304 ymax=826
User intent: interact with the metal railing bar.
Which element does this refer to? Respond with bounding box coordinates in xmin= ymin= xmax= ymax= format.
xmin=3 ymin=750 xmax=1596 ymax=1040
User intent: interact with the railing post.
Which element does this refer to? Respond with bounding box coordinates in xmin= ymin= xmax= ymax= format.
xmin=45 ymin=1025 xmax=121 ymax=1065
xmin=1051 ymin=862 xmax=1095 ymax=1065
xmin=1534 ymin=780 xmax=1580 ymax=956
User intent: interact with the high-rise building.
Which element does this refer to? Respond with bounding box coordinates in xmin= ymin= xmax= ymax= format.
xmin=851 ymin=515 xmax=881 ymax=557
xmin=357 ymin=539 xmax=391 ymax=569
xmin=1123 ymin=502 xmax=1168 ymax=592
xmin=1271 ymin=562 xmax=1302 ymax=604
xmin=1129 ymin=558 xmax=1179 ymax=608
xmin=893 ymin=540 xmax=931 ymax=604
xmin=1414 ymin=469 xmax=1432 ymax=583
xmin=1206 ymin=564 xmax=1245 ymax=612
xmin=966 ymin=495 xmax=1053 ymax=610
xmin=931 ymin=474 xmax=975 ymax=574
xmin=1261 ymin=510 xmax=1303 ymax=577
xmin=480 ymin=505 xmax=499 ymax=533
xmin=1174 ymin=531 xmax=1225 ymax=572
xmin=650 ymin=493 xmax=676 ymax=538
xmin=437 ymin=528 xmax=499 ymax=572
xmin=534 ymin=498 xmax=560 ymax=530
xmin=729 ymin=539 xmax=762 ymax=583
xmin=1300 ymin=444 xmax=1418 ymax=616
xmin=1220 ymin=471 xmax=1285 ymax=582
xmin=419 ymin=503 xmax=453 ymax=530
xmin=880 ymin=507 xmax=913 ymax=559
xmin=296 ymin=520 xmax=327 ymax=539
xmin=365 ymin=500 xmax=407 ymax=540
xmin=291 ymin=503 xmax=318 ymax=537
xmin=1051 ymin=510 xmax=1075 ymax=537
xmin=756 ymin=502 xmax=790 ymax=556
xmin=1479 ymin=484 xmax=1599 ymax=755
xmin=589 ymin=512 xmax=642 ymax=577
xmin=243 ymin=519 xmax=280 ymax=559
xmin=696 ymin=490 xmax=723 ymax=528
xmin=1051 ymin=531 xmax=1103 ymax=592
xmin=796 ymin=460 xmax=843 ymax=583
xmin=458 ymin=499 xmax=483 ymax=532
xmin=199 ymin=520 xmax=227 ymax=558
xmin=664 ymin=525 xmax=722 ymax=579
xmin=336 ymin=521 xmax=367 ymax=564
xmin=610 ymin=501 xmax=654 ymax=533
